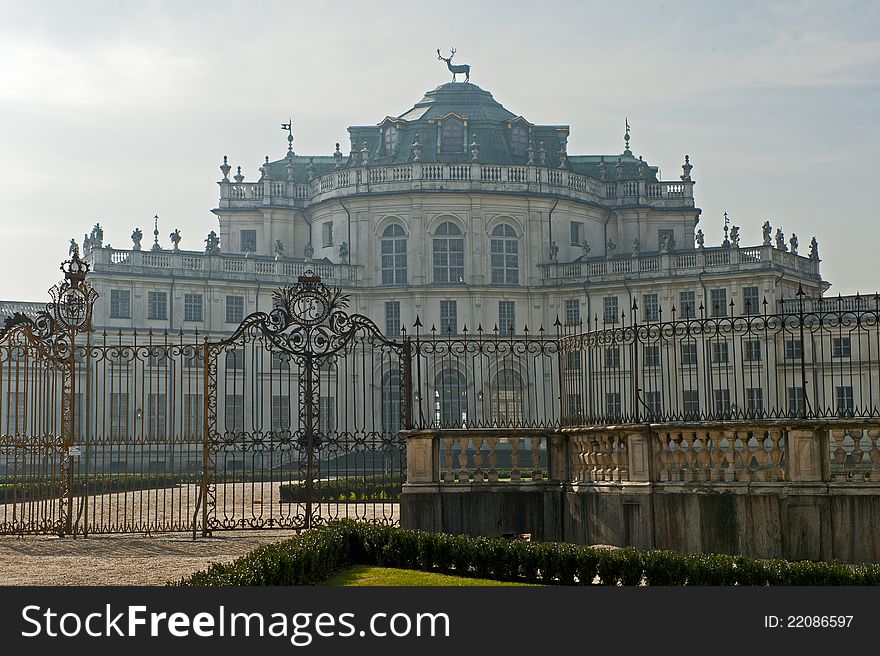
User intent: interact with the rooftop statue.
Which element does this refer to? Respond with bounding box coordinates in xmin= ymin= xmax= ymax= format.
xmin=437 ymin=48 xmax=470 ymax=83
xmin=131 ymin=228 xmax=143 ymax=251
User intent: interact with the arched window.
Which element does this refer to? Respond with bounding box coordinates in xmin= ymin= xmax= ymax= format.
xmin=383 ymin=125 xmax=398 ymax=155
xmin=434 ymin=369 xmax=466 ymax=427
xmin=490 ymin=369 xmax=524 ymax=425
xmin=510 ymin=123 xmax=528 ymax=157
xmin=432 ymin=221 xmax=464 ymax=283
xmin=440 ymin=117 xmax=465 ymax=154
xmin=490 ymin=223 xmax=519 ymax=284
xmin=380 ymin=224 xmax=407 ymax=285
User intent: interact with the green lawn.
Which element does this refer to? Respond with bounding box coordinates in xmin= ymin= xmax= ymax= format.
xmin=324 ymin=565 xmax=537 ymax=587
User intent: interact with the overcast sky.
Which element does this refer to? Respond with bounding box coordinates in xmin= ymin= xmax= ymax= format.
xmin=1 ymin=0 xmax=877 ymax=301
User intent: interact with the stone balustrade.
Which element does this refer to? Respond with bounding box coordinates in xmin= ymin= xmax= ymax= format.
xmin=540 ymin=243 xmax=821 ymax=283
xmin=217 ymin=162 xmax=695 ymax=211
xmin=87 ymin=247 xmax=360 ymax=284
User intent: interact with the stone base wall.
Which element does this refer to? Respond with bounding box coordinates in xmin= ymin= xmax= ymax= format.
xmin=401 ymin=483 xmax=880 ymax=563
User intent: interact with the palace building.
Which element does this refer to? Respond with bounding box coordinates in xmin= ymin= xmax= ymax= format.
xmin=73 ymin=80 xmax=827 ymax=340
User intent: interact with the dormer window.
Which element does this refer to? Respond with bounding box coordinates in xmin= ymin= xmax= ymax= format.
xmin=511 ymin=123 xmax=528 ymax=157
xmin=383 ymin=125 xmax=398 ymax=155
xmin=439 ymin=116 xmax=465 ymax=154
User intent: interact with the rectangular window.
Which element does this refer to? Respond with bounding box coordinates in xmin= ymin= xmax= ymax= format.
xmin=183 ymin=394 xmax=202 ymax=438
xmin=226 ymin=295 xmax=244 ymax=324
xmin=680 ymin=342 xmax=698 ymax=366
xmin=746 ymin=388 xmax=764 ymax=414
xmin=710 ymin=289 xmax=727 ymax=317
xmin=743 ymin=286 xmax=760 ymax=315
xmin=711 ymin=341 xmax=729 ymax=363
xmin=564 ymin=351 xmax=582 ymax=371
xmin=319 ymin=397 xmax=336 ymax=434
xmin=604 ymin=347 xmax=621 ymax=368
xmin=713 ymin=389 xmax=731 ymax=415
xmin=787 ymin=387 xmax=805 ymax=415
xmin=836 ymin=386 xmax=854 ymax=416
xmin=184 ymin=293 xmax=203 ymax=322
xmin=785 ymin=339 xmax=803 ymax=360
xmin=440 ymin=300 xmax=457 ymax=336
xmin=744 ymin=339 xmax=762 ymax=362
xmin=271 ymin=395 xmax=291 ymax=431
xmin=322 ymin=222 xmax=334 ymax=247
xmin=643 ymin=294 xmax=659 ymax=322
xmin=683 ymin=390 xmax=700 ymax=418
xmin=499 ymin=301 xmax=516 ymax=335
xmin=603 ymin=296 xmax=619 ymax=324
xmin=832 ymin=337 xmax=852 ymax=358
xmin=225 ymin=395 xmax=244 ymax=433
xmin=679 ymin=291 xmax=696 ymax=319
xmin=147 ymin=291 xmax=167 ymax=320
xmin=110 ymin=393 xmax=128 ymax=439
xmin=564 ymin=299 xmax=580 ymax=327
xmin=385 ymin=301 xmax=401 ymax=336
xmin=110 ymin=290 xmax=131 ymax=319
xmin=240 ymin=229 xmax=257 ymax=253
xmin=643 ymin=344 xmax=661 ymax=367
xmin=605 ymin=392 xmax=622 ymax=419
xmin=644 ymin=391 xmax=662 ymax=418
xmin=570 ymin=221 xmax=583 ymax=246
xmin=148 ymin=393 xmax=166 ymax=440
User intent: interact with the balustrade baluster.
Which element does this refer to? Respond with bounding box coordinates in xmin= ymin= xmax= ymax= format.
xmin=510 ymin=436 xmax=521 ymax=481
xmin=442 ymin=436 xmax=455 ymax=482
xmin=738 ymin=432 xmax=753 ymax=482
xmin=472 ymin=436 xmax=485 ymax=483
xmin=487 ymin=437 xmax=498 ymax=482
xmin=695 ymin=431 xmax=711 ymax=482
xmin=658 ymin=433 xmax=672 ymax=482
xmin=831 ymin=429 xmax=848 ymax=482
xmin=753 ymin=430 xmax=770 ymax=482
xmin=769 ymin=429 xmax=784 ymax=481
xmin=530 ymin=436 xmax=543 ymax=481
xmin=850 ymin=429 xmax=865 ymax=482
xmin=708 ymin=431 xmax=725 ymax=481
xmin=869 ymin=428 xmax=880 ymax=482
xmin=724 ymin=430 xmax=738 ymax=482
xmin=457 ymin=436 xmax=470 ymax=483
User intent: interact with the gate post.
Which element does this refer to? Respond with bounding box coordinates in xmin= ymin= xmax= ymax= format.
xmin=201 ymin=338 xmax=211 ymax=537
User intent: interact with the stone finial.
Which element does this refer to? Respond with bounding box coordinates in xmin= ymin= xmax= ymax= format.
xmin=233 ymin=166 xmax=244 ymax=183
xmin=151 ymin=215 xmax=162 ymax=252
xmin=598 ymin=157 xmax=606 ymax=181
xmin=549 ymin=240 xmax=559 ymax=262
xmin=775 ymin=228 xmax=787 ymax=251
xmin=681 ymin=154 xmax=692 ymax=181
xmin=469 ymin=134 xmax=480 ymax=162
xmin=762 ymin=220 xmax=772 ymax=246
xmin=131 ymin=227 xmax=143 ymax=251
xmin=730 ymin=225 xmax=740 ymax=248
xmin=307 ymin=158 xmax=315 ymax=180
xmin=809 ymin=236 xmax=819 ymax=261
xmin=580 ymin=240 xmax=591 ymax=259
xmin=260 ymin=155 xmax=271 ymax=181
xmin=360 ymin=142 xmax=369 ymax=166
xmin=695 ymin=229 xmax=705 ymax=249
xmin=411 ymin=133 xmax=423 ymax=162
xmin=274 ymin=239 xmax=285 ymax=260
xmin=338 ymin=241 xmax=349 ymax=263
xmin=205 ymin=230 xmax=220 ymax=254
xmin=606 ymin=238 xmax=617 ymax=259
xmin=790 ymin=233 xmax=799 ymax=256
xmin=334 ymin=143 xmax=343 ymax=168
xmin=526 ymin=142 xmax=535 ymax=166
xmin=632 ymin=237 xmax=641 ymax=257
xmin=220 ymin=155 xmax=231 ymax=182
xmin=537 ymin=142 xmax=547 ymax=166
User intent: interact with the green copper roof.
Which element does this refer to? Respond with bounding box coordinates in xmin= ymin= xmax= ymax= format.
xmin=397 ymin=83 xmax=517 ymax=122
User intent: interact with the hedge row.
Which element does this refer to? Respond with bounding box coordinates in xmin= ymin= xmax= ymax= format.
xmin=176 ymin=520 xmax=880 ymax=586
xmin=279 ymin=473 xmax=403 ymax=503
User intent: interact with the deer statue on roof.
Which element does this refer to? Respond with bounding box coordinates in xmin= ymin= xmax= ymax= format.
xmin=437 ymin=48 xmax=470 ymax=83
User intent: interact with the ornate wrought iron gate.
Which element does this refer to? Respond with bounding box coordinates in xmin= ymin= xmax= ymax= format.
xmin=0 ymin=257 xmax=408 ymax=535
xmin=204 ymin=272 xmax=409 ymax=532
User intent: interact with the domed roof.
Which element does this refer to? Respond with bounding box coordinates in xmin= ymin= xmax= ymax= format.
xmin=397 ymin=83 xmax=517 ymax=122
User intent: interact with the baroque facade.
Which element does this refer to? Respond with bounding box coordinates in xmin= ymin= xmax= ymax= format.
xmin=73 ymin=81 xmax=826 ymax=339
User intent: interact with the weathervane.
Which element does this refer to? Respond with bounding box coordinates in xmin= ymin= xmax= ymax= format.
xmin=624 ymin=118 xmax=631 ymax=155
xmin=281 ymin=119 xmax=294 ymax=154
xmin=152 ymin=215 xmax=162 ymax=252
xmin=722 ymin=211 xmax=731 ymax=247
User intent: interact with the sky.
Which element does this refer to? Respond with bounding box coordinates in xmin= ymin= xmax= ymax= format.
xmin=0 ymin=0 xmax=877 ymax=300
